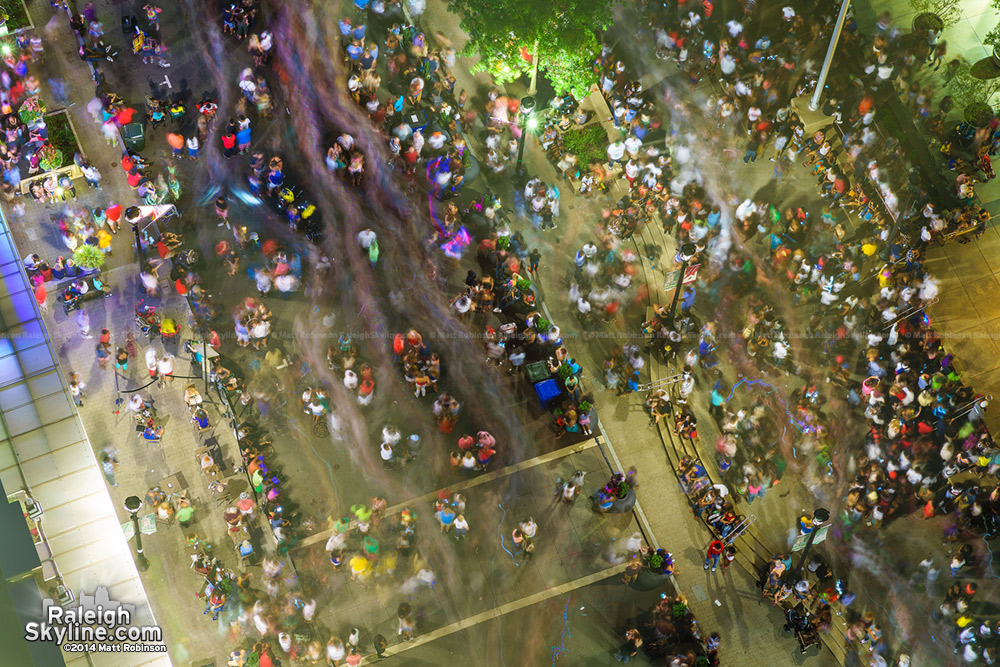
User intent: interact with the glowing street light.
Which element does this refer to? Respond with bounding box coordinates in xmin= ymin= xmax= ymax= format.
xmin=514 ymin=95 xmax=537 ymax=181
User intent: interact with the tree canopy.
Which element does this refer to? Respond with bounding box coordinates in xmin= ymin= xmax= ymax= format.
xmin=449 ymin=0 xmax=617 ymax=98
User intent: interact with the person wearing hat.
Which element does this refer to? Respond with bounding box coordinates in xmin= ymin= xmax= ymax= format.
xmin=237 ymin=492 xmax=255 ymax=520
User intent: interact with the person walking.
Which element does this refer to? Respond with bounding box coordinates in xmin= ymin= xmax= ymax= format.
xmin=709 ymin=379 xmax=727 ymax=423
xmin=397 ymin=603 xmax=415 ymax=641
xmin=721 ymin=545 xmax=736 ymax=573
xmin=76 ymin=308 xmax=92 ymax=338
xmin=614 ymin=627 xmax=642 ymax=662
xmin=156 ymin=353 xmax=175 ymax=387
xmin=177 ymin=497 xmax=195 ymax=528
xmin=705 ymin=539 xmax=725 ymax=572
xmin=96 ymin=344 xmax=111 ymax=369
xmin=100 ymin=451 xmax=118 ymax=486
xmin=69 ymin=374 xmax=86 ymax=406
xmin=743 ymin=132 xmax=762 ymax=164
xmin=373 ymin=634 xmax=388 ymax=660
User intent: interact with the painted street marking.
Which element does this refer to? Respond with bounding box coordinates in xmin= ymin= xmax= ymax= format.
xmin=298 ymin=438 xmax=600 ymax=548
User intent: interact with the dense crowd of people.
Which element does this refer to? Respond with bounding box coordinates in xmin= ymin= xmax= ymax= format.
xmin=18 ymin=0 xmax=1000 ymax=662
xmin=614 ymin=0 xmax=1000 ymax=663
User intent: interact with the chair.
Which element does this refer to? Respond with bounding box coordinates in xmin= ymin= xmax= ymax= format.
xmin=235 ymin=540 xmax=254 ymax=567
xmin=139 ymin=430 xmax=162 ymax=446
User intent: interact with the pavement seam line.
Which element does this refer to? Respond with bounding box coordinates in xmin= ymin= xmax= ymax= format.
xmin=298 ymin=438 xmax=600 ymax=548
xmin=595 ymin=423 xmax=659 ymax=552
xmin=380 ymin=563 xmax=623 ymax=659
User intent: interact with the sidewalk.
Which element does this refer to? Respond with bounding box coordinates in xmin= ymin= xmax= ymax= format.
xmin=289 ymin=439 xmax=646 ymax=662
xmin=0 ymin=3 xmax=253 ymax=665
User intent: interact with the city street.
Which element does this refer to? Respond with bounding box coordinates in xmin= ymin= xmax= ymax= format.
xmin=2 ymin=0 xmax=1000 ymax=666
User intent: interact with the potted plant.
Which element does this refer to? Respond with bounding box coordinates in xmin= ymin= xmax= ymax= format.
xmin=912 ymin=12 xmax=944 ymax=34
xmin=72 ymin=245 xmax=106 ymax=270
xmin=18 ymin=96 xmax=45 ymax=125
xmin=986 ymin=21 xmax=1000 ymax=67
xmin=909 ymin=0 xmax=960 ymax=30
xmin=950 ymin=62 xmax=1000 ymax=127
xmin=37 ymin=143 xmax=63 ymax=172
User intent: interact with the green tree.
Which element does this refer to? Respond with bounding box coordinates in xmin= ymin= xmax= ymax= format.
xmin=449 ymin=0 xmax=616 ymax=99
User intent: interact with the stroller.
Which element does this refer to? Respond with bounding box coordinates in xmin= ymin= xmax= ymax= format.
xmin=135 ymin=300 xmax=160 ymax=337
xmin=783 ymin=607 xmax=820 ymax=654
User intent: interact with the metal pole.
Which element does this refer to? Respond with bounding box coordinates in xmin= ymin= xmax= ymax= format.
xmin=202 ymin=338 xmax=209 ymax=394
xmin=528 ymin=39 xmax=540 ymax=96
xmin=880 ymin=197 xmax=910 ymax=261
xmin=665 ymin=258 xmax=689 ymax=328
xmin=786 ymin=527 xmax=818 ymax=585
xmin=880 ymin=170 xmax=920 ymax=260
xmin=808 ymin=0 xmax=852 ymax=111
xmin=124 ymin=496 xmax=149 ymax=571
xmin=129 ymin=511 xmax=149 ymax=571
xmin=131 ymin=221 xmax=143 ymax=259
xmin=786 ymin=508 xmax=829 ymax=584
xmin=515 ymin=112 xmax=529 ymax=172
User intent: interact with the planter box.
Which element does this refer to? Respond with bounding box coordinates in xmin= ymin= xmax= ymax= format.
xmin=42 ymin=110 xmax=81 ymax=169
xmin=0 ymin=0 xmax=33 ymax=33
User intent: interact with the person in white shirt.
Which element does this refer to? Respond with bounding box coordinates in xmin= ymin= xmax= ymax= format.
xmin=343 ymin=370 xmax=358 ymax=390
xmin=428 ymin=131 xmax=446 ymax=151
xmin=624 ymin=135 xmax=642 ymax=158
xmin=302 ymin=599 xmax=316 ymax=622
xmin=357 ymin=228 xmax=376 ymax=249
xmin=250 ymin=320 xmax=271 ymax=349
xmin=607 ymin=141 xmax=626 ymax=169
xmin=624 ymin=159 xmax=639 ymax=185
xmin=157 ymin=354 xmax=175 ymax=383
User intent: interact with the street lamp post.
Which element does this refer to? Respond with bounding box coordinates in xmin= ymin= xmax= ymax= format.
xmin=514 ymin=95 xmax=537 ymax=183
xmin=808 ymin=0 xmax=852 ymax=112
xmin=123 ymin=495 xmax=149 ymax=572
xmin=665 ymin=243 xmax=697 ymax=328
xmin=786 ymin=508 xmax=830 ymax=585
xmin=125 ymin=206 xmax=143 ymax=259
xmin=880 ymin=168 xmax=922 ymax=261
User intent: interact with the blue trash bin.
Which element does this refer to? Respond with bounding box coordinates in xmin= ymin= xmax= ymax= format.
xmin=534 ymin=379 xmax=561 ymax=408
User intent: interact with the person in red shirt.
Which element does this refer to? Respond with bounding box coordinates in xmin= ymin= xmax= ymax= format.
xmin=705 ymin=539 xmax=725 ymax=572
xmin=403 ymin=145 xmax=419 ymax=174
xmin=222 ymin=132 xmax=237 ymax=158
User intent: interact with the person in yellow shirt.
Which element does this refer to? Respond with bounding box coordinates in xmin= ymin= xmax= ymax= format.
xmin=97 ymin=228 xmax=113 ymax=254
xmin=349 ymin=555 xmax=370 ymax=582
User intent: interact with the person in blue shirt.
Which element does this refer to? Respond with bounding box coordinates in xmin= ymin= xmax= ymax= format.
xmin=709 ymin=379 xmax=726 ymax=423
xmin=680 ymin=286 xmax=696 ymax=315
xmin=237 ymin=540 xmax=253 ymax=558
xmin=192 ymin=408 xmax=209 ymax=429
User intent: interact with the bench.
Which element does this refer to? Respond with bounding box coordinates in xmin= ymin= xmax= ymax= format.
xmin=19 ymin=164 xmax=84 ymax=195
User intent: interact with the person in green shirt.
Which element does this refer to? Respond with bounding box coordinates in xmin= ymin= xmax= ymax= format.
xmin=177 ymin=499 xmax=196 ymax=528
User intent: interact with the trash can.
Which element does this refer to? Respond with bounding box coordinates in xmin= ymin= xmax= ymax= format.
xmin=534 ymin=379 xmax=561 ymax=408
xmin=122 ymin=121 xmax=145 ymax=152
xmin=526 ymin=361 xmax=550 ymax=383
